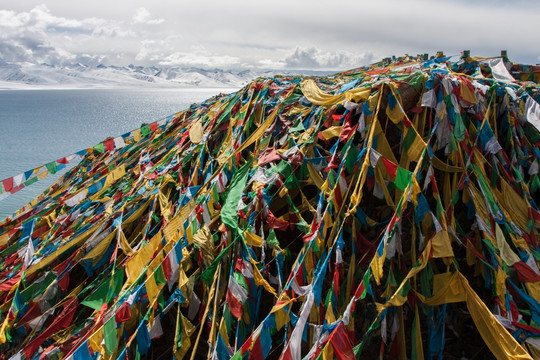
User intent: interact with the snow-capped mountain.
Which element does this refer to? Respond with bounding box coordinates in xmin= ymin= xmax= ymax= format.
xmin=0 ymin=61 xmax=330 ymax=89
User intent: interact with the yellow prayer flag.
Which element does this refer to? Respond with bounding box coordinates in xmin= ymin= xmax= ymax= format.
xmin=125 ymin=231 xmax=163 ymax=285
xmin=145 ymin=272 xmax=163 ymax=304
xmin=413 ymin=307 xmax=424 ymax=360
xmin=322 ymin=342 xmax=334 ymax=360
xmin=460 ymin=273 xmax=533 ymax=360
xmin=104 ymin=164 xmax=126 ymax=189
xmin=307 ymin=162 xmax=324 ymax=190
xmin=421 ymin=272 xmax=466 ymax=305
xmin=81 ymin=231 xmax=116 ymax=267
xmin=460 ymin=80 xmax=478 ymax=104
xmin=118 ymin=228 xmax=134 ymax=256
xmin=189 ymin=120 xmax=203 ymax=144
xmin=0 ymin=233 xmax=9 ymax=247
xmin=244 ymin=231 xmax=263 ymax=247
xmin=252 ymin=264 xmax=277 ymax=296
xmin=300 ymin=79 xmax=371 ymax=106
xmin=89 ymin=327 xmax=104 ymax=353
xmin=406 ymin=127 xmax=427 ymax=163
xmin=495 ymin=224 xmax=520 ymax=266
xmin=320 ymin=126 xmax=343 ymax=140
xmin=132 ymin=129 xmax=141 ymax=142
xmin=192 ymin=225 xmax=214 ymax=266
xmin=431 ymin=230 xmax=454 ymax=258
xmin=495 ymin=267 xmax=507 ymax=300
xmin=37 ymin=170 xmax=49 ymax=180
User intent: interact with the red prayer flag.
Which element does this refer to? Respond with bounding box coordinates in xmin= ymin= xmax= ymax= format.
xmin=58 ymin=273 xmax=70 ymax=291
xmin=513 ymin=261 xmax=540 ymax=283
xmin=250 ymin=336 xmax=264 ymax=359
xmin=104 ymin=139 xmax=115 ymax=152
xmin=162 ymin=254 xmax=172 ymax=282
xmin=226 ymin=290 xmax=244 ymax=319
xmin=328 ymin=323 xmax=355 ymax=360
xmin=2 ymin=177 xmax=13 ymax=193
xmin=281 ymin=346 xmax=293 ymax=360
xmin=0 ymin=270 xmax=22 ymax=291
xmin=115 ymin=302 xmax=132 ymax=323
xmin=24 ymin=298 xmax=78 ymax=359
xmin=266 ymin=211 xmax=289 ymax=231
xmin=382 ymin=158 xmax=398 ymax=178
xmin=258 ymin=147 xmax=281 ymax=166
xmin=241 ymin=334 xmax=252 ymax=354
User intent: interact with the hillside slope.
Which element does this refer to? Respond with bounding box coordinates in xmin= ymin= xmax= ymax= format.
xmin=0 ymin=54 xmax=540 ymax=359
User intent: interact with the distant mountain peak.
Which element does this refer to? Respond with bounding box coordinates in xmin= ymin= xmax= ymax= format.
xmin=0 ymin=60 xmax=337 ymax=89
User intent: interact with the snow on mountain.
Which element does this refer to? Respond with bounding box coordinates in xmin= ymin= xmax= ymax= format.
xmin=0 ymin=61 xmax=247 ymax=89
xmin=0 ymin=61 xmax=46 ymax=85
xmin=0 ymin=61 xmax=332 ymax=90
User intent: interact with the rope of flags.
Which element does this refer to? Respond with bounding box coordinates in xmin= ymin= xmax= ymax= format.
xmin=0 ymin=53 xmax=539 ymax=360
xmin=0 ymin=117 xmax=176 ymax=206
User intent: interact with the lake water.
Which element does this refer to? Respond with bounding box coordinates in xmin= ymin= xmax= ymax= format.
xmin=0 ymin=88 xmax=236 ymax=220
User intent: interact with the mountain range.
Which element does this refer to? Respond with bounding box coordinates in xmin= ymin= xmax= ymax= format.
xmin=0 ymin=60 xmax=331 ymax=89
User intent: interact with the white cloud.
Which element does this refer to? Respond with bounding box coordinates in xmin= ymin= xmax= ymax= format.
xmin=283 ymin=47 xmax=375 ymax=70
xmin=0 ymin=5 xmax=106 ymax=64
xmin=257 ymin=58 xmax=286 ymax=69
xmin=0 ymin=1 xmax=539 ymax=70
xmin=132 ymin=7 xmax=164 ymax=25
xmin=92 ymin=25 xmax=134 ymax=38
xmin=158 ymin=52 xmax=240 ymax=68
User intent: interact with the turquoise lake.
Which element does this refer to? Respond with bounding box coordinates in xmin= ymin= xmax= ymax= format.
xmin=0 ymin=88 xmax=235 ymax=219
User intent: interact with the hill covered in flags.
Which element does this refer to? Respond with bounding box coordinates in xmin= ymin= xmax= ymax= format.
xmin=0 ymin=53 xmax=540 ymax=359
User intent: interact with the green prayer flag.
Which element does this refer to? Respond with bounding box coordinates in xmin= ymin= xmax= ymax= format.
xmin=453 ymin=113 xmax=466 ymax=141
xmin=395 ymin=167 xmax=412 ymax=191
xmin=81 ymin=270 xmax=123 ymax=310
xmin=402 ymin=126 xmax=417 ymax=151
xmin=407 ymin=72 xmax=424 ymax=92
xmin=530 ymin=175 xmax=540 ymax=194
xmin=231 ymin=352 xmax=243 ymax=360
xmin=216 ymin=94 xmax=241 ymax=125
xmin=283 ymin=92 xmax=302 ymax=105
xmin=270 ymin=160 xmax=299 ymax=189
xmin=141 ymin=124 xmax=151 ymax=137
xmin=221 ymin=159 xmax=252 ymax=233
xmin=108 ymin=270 xmax=124 ymax=302
xmin=81 ymin=281 xmax=108 ymax=310
xmin=24 ymin=177 xmax=38 ymax=187
xmin=104 ymin=316 xmax=118 ymax=355
xmin=359 ymin=268 xmax=371 ymax=300
xmin=234 ymin=272 xmax=248 ymax=290
xmin=154 ymin=264 xmax=167 ymax=286
xmin=266 ymin=229 xmax=279 ymax=248
xmin=46 ymin=162 xmax=57 ymax=175
xmin=451 ymin=190 xmax=459 ymax=206
xmin=345 ymin=144 xmax=360 ymax=173
xmin=289 ymin=121 xmax=305 ymax=133
xmin=201 ymin=239 xmax=236 ymax=286
xmin=93 ymin=142 xmax=105 ymax=154
xmin=20 ymin=271 xmax=56 ymax=303
xmin=436 ymin=195 xmax=445 ymax=218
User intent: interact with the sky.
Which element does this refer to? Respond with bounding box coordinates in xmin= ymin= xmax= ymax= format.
xmin=1 ymin=0 xmax=539 ymax=71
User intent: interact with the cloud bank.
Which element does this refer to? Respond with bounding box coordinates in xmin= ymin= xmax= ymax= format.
xmin=1 ymin=1 xmax=539 ymax=70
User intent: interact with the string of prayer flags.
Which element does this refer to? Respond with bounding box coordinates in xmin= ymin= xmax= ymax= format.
xmin=0 ymin=117 xmax=171 ymax=205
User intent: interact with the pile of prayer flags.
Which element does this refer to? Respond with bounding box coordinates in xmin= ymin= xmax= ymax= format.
xmin=0 ymin=52 xmax=540 ymax=359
